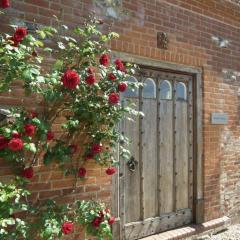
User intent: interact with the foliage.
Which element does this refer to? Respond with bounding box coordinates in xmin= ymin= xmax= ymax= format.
xmin=0 ymin=180 xmax=115 ymax=240
xmin=76 ymin=200 xmax=113 ymax=239
xmin=0 ymin=179 xmax=30 ymax=239
xmin=0 ymin=15 xmax=141 ymax=240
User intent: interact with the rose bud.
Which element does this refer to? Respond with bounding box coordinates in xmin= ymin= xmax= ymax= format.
xmin=46 ymin=130 xmax=54 ymax=141
xmin=21 ymin=167 xmax=34 ymax=179
xmin=69 ymin=144 xmax=78 ymax=154
xmin=85 ymin=153 xmax=94 ymax=160
xmin=86 ymin=75 xmax=96 ymax=85
xmin=0 ymin=135 xmax=9 ymax=150
xmin=92 ymin=217 xmax=102 ymax=228
xmin=91 ymin=143 xmax=102 ymax=155
xmin=61 ymin=221 xmax=74 ymax=235
xmin=108 ymin=216 xmax=115 ymax=225
xmin=108 ymin=73 xmax=117 ymax=81
xmin=29 ymin=111 xmax=37 ymax=118
xmin=118 ymin=82 xmax=127 ymax=92
xmin=87 ymin=67 xmax=94 ymax=75
xmin=78 ymin=167 xmax=87 ymax=178
xmin=12 ymin=132 xmax=21 ymax=138
xmin=106 ymin=166 xmax=117 ymax=175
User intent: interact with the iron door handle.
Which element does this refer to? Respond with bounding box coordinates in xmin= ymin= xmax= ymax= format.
xmin=127 ymin=156 xmax=138 ymax=172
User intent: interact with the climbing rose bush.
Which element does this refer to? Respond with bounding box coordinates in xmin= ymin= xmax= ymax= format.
xmin=0 ymin=15 xmax=141 ymax=240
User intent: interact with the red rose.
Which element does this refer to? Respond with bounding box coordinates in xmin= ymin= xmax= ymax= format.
xmin=118 ymin=82 xmax=127 ymax=92
xmin=69 ymin=144 xmax=77 ymax=154
xmin=91 ymin=143 xmax=102 ymax=155
xmin=108 ymin=73 xmax=117 ymax=81
xmin=24 ymin=124 xmax=36 ymax=137
xmin=1 ymin=0 xmax=10 ymax=9
xmin=0 ymin=135 xmax=9 ymax=150
xmin=61 ymin=221 xmax=74 ymax=235
xmin=8 ymin=138 xmax=24 ymax=151
xmin=61 ymin=70 xmax=80 ymax=90
xmin=106 ymin=166 xmax=117 ymax=175
xmin=99 ymin=54 xmax=110 ymax=66
xmin=87 ymin=67 xmax=94 ymax=75
xmin=29 ymin=111 xmax=37 ymax=118
xmin=108 ymin=216 xmax=115 ymax=225
xmin=92 ymin=217 xmax=102 ymax=228
xmin=108 ymin=92 xmax=119 ymax=104
xmin=22 ymin=167 xmax=33 ymax=179
xmin=12 ymin=132 xmax=21 ymax=138
xmin=105 ymin=208 xmax=110 ymax=213
xmin=98 ymin=211 xmax=104 ymax=222
xmin=78 ymin=167 xmax=86 ymax=178
xmin=114 ymin=58 xmax=126 ymax=72
xmin=86 ymin=153 xmax=94 ymax=160
xmin=13 ymin=27 xmax=28 ymax=43
xmin=86 ymin=75 xmax=96 ymax=85
xmin=46 ymin=130 xmax=54 ymax=141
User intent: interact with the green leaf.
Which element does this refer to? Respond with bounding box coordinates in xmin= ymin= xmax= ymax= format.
xmin=44 ymin=48 xmax=53 ymax=53
xmin=53 ymin=60 xmax=63 ymax=70
xmin=36 ymin=30 xmax=46 ymax=39
xmin=24 ymin=143 xmax=36 ymax=153
xmin=34 ymin=40 xmax=44 ymax=47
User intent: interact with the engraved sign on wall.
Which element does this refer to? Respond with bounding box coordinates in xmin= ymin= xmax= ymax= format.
xmin=211 ymin=113 xmax=228 ymax=125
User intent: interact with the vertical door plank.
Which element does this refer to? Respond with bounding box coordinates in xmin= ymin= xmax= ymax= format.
xmin=113 ymin=123 xmax=121 ymax=240
xmin=123 ymin=99 xmax=141 ymax=223
xmin=188 ymin=80 xmax=194 ymax=210
xmin=175 ymin=99 xmax=189 ymax=210
xmin=159 ymin=100 xmax=174 ymax=214
xmin=142 ymin=99 xmax=158 ymax=218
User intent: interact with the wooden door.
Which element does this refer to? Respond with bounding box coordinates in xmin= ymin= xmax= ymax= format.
xmin=119 ymin=68 xmax=194 ymax=240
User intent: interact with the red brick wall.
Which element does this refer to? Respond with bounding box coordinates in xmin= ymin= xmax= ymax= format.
xmin=1 ymin=0 xmax=240 ymax=235
xmin=109 ymin=0 xmax=240 ymax=223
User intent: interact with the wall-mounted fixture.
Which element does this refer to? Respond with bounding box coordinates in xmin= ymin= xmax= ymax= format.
xmin=0 ymin=108 xmax=11 ymax=125
xmin=211 ymin=36 xmax=230 ymax=48
xmin=94 ymin=0 xmax=122 ymax=19
xmin=157 ymin=32 xmax=168 ymax=50
xmin=222 ymin=68 xmax=240 ymax=82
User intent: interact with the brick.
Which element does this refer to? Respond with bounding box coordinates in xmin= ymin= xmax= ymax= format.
xmin=85 ymin=185 xmax=100 ymax=192
xmin=25 ymin=0 xmax=49 ymax=8
xmin=51 ymin=179 xmax=75 ymax=189
xmin=28 ymin=182 xmax=51 ymax=191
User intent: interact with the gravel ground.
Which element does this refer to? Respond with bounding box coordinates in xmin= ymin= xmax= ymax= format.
xmin=208 ymin=225 xmax=240 ymax=240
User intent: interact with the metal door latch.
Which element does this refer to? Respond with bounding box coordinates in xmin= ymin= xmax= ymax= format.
xmin=127 ymin=156 xmax=138 ymax=172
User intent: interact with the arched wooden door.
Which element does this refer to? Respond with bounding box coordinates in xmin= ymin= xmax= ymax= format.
xmin=118 ymin=68 xmax=194 ymax=240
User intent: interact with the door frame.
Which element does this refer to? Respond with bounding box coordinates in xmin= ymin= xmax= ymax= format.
xmin=111 ymin=52 xmax=203 ymax=239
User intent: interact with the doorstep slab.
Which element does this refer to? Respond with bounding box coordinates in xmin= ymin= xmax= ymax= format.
xmin=140 ymin=216 xmax=230 ymax=240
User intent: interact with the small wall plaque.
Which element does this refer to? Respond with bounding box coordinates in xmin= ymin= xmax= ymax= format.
xmin=157 ymin=32 xmax=168 ymax=49
xmin=211 ymin=113 xmax=228 ymax=125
